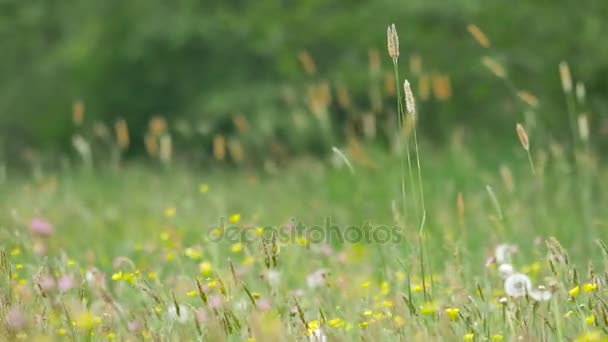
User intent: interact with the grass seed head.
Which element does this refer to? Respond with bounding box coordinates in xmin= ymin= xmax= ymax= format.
xmin=517 ymin=90 xmax=539 ymax=107
xmin=387 ymin=24 xmax=399 ymax=60
xmin=403 ymin=80 xmax=416 ymax=117
xmin=559 ymin=61 xmax=572 ymax=93
xmin=578 ymin=114 xmax=589 ymax=141
xmin=516 ymin=123 xmax=530 ymax=151
xmin=297 ymin=50 xmax=317 ymax=75
xmin=72 ymin=100 xmax=85 ymax=126
xmin=114 ymin=118 xmax=130 ymax=151
xmin=576 ymin=82 xmax=586 ymax=103
xmin=481 ymin=56 xmax=506 ymax=79
xmin=466 ymin=24 xmax=491 ymax=48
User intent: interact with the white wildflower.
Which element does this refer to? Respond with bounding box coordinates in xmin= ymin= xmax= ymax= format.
xmin=266 ymin=270 xmax=281 ymax=289
xmin=495 ymin=244 xmax=517 ymax=264
xmin=504 ymin=273 xmax=532 ymax=297
xmin=167 ymin=304 xmax=190 ymax=324
xmin=498 ymin=263 xmax=515 ymax=279
xmin=530 ymin=289 xmax=552 ymax=301
xmin=309 ymin=328 xmax=327 ymax=342
xmin=306 ymin=269 xmax=329 ymax=289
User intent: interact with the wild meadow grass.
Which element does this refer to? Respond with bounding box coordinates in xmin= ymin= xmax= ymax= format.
xmin=1 ymin=24 xmax=608 ymax=342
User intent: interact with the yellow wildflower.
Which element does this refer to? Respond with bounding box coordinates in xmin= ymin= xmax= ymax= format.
xmin=420 ymin=302 xmax=437 ymax=315
xmin=164 ymin=207 xmax=176 ymax=218
xmin=373 ymin=312 xmax=384 ymax=320
xmin=445 ymin=308 xmax=460 ymax=321
xmin=463 ymin=333 xmax=475 ymax=341
xmin=381 ymin=281 xmax=390 ymax=295
xmin=574 ymin=330 xmax=602 ymax=342
xmin=583 ymin=283 xmax=598 ymax=292
xmin=569 ymin=285 xmax=580 ymax=297
xmin=123 ymin=272 xmax=135 ymax=284
xmin=413 ymin=285 xmax=423 ymax=293
xmin=491 ymin=334 xmax=504 ymax=341
xmin=242 ymin=256 xmax=255 ymax=265
xmin=75 ymin=312 xmax=100 ymax=330
xmin=160 ymin=231 xmax=170 ymax=241
xmin=184 ymin=247 xmax=202 ymax=260
xmin=199 ymin=183 xmax=209 ymax=193
xmin=307 ymin=320 xmax=320 ymax=335
xmin=112 ymin=271 xmax=123 ymax=281
xmin=231 ymin=243 xmax=243 ymax=253
xmin=199 ymin=261 xmax=212 ymax=276
xmin=328 ymin=318 xmax=345 ymax=328
xmin=187 ymin=290 xmax=197 ymax=297
xmin=228 ymin=213 xmax=241 ymax=224
xmin=211 ymin=227 xmax=223 ymax=237
xmin=586 ymin=315 xmax=595 ymax=325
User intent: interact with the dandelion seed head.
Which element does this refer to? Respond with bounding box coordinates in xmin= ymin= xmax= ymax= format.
xmin=504 ymin=273 xmax=532 ymax=297
xmin=495 ymin=244 xmax=517 ymax=264
xmin=498 ymin=263 xmax=515 ymax=279
xmin=306 ymin=269 xmax=329 ymax=289
xmin=529 ymin=289 xmax=552 ymax=301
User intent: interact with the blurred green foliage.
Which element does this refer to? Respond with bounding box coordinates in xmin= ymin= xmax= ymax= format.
xmin=1 ymin=1 xmax=607 ymax=162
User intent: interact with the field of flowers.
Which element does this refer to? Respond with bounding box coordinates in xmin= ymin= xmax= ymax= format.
xmin=1 ymin=142 xmax=608 ymax=342
xmin=1 ymin=24 xmax=608 ymax=342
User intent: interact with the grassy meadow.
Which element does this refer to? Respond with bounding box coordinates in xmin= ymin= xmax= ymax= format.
xmin=1 ymin=25 xmax=608 ymax=342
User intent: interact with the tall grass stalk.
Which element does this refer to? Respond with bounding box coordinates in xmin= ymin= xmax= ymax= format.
xmin=388 ymin=24 xmax=431 ymax=300
xmin=404 ymin=79 xmax=431 ymax=299
xmin=387 ymin=24 xmax=416 ymax=225
xmin=404 ymin=80 xmax=427 ymax=234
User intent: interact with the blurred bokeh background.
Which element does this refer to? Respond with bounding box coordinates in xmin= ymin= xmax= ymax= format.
xmin=1 ymin=1 xmax=607 ymax=166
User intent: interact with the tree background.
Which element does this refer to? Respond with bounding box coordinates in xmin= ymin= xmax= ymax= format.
xmin=1 ymin=0 xmax=606 ymax=163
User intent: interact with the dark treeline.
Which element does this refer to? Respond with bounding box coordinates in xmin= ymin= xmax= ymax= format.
xmin=1 ymin=1 xmax=607 ymax=163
